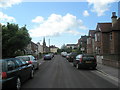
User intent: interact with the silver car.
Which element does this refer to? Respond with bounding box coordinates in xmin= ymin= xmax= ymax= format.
xmin=16 ymin=55 xmax=39 ymax=70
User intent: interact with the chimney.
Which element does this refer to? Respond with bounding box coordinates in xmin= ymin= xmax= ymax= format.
xmin=111 ymin=12 xmax=117 ymax=27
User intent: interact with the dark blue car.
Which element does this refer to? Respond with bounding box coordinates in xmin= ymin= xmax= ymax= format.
xmin=0 ymin=58 xmax=34 ymax=90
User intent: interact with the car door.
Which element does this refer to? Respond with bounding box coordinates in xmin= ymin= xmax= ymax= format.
xmin=15 ymin=59 xmax=30 ymax=82
xmin=6 ymin=59 xmax=19 ymax=87
xmin=31 ymin=56 xmax=38 ymax=69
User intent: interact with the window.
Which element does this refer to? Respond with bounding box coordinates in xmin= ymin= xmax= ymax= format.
xmin=98 ymin=33 xmax=100 ymax=41
xmin=15 ymin=59 xmax=23 ymax=66
xmin=7 ymin=60 xmax=15 ymax=71
xmin=110 ymin=32 xmax=112 ymax=40
xmin=87 ymin=38 xmax=91 ymax=44
xmin=95 ymin=34 xmax=97 ymax=41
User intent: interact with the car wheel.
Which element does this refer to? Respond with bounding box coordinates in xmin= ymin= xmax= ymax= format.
xmin=76 ymin=64 xmax=80 ymax=69
xmin=30 ymin=69 xmax=34 ymax=79
xmin=92 ymin=67 xmax=96 ymax=70
xmin=72 ymin=63 xmax=75 ymax=67
xmin=16 ymin=77 xmax=21 ymax=90
xmin=36 ymin=64 xmax=39 ymax=70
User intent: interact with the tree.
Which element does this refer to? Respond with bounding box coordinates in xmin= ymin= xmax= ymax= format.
xmin=2 ymin=23 xmax=31 ymax=58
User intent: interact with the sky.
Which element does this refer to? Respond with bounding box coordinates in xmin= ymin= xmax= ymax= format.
xmin=0 ymin=0 xmax=119 ymax=48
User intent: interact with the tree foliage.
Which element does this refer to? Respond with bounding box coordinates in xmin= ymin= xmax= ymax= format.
xmin=2 ymin=23 xmax=31 ymax=58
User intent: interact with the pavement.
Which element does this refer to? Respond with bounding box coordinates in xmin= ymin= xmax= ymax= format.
xmin=97 ymin=63 xmax=119 ymax=80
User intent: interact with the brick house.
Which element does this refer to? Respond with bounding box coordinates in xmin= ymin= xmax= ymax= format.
xmin=78 ymin=35 xmax=89 ymax=53
xmin=87 ymin=30 xmax=95 ymax=54
xmin=25 ymin=41 xmax=39 ymax=57
xmin=94 ymin=23 xmax=112 ymax=54
xmin=94 ymin=12 xmax=120 ymax=67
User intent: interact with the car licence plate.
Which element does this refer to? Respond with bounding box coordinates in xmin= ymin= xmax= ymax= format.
xmin=85 ymin=61 xmax=92 ymax=63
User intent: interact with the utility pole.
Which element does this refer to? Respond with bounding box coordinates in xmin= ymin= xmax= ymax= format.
xmin=49 ymin=39 xmax=50 ymax=53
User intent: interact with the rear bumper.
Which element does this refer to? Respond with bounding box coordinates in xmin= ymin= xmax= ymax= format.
xmin=2 ymin=77 xmax=16 ymax=89
xmin=68 ymin=58 xmax=74 ymax=62
xmin=78 ymin=63 xmax=97 ymax=68
xmin=44 ymin=57 xmax=51 ymax=60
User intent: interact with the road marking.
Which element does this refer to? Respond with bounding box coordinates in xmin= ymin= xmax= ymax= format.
xmin=39 ymin=63 xmax=41 ymax=65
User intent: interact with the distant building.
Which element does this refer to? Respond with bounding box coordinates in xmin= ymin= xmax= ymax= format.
xmin=42 ymin=37 xmax=49 ymax=53
xmin=50 ymin=45 xmax=58 ymax=53
xmin=78 ymin=35 xmax=89 ymax=53
xmin=66 ymin=44 xmax=78 ymax=49
xmin=25 ymin=41 xmax=38 ymax=56
xmin=37 ymin=42 xmax=43 ymax=54
xmin=87 ymin=30 xmax=95 ymax=54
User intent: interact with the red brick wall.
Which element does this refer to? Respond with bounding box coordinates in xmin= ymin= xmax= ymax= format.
xmin=101 ymin=33 xmax=110 ymax=54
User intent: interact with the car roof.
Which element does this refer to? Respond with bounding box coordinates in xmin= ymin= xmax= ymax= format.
xmin=16 ymin=55 xmax=33 ymax=57
xmin=0 ymin=58 xmax=18 ymax=61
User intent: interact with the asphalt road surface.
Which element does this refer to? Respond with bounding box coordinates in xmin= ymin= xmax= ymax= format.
xmin=21 ymin=55 xmax=118 ymax=89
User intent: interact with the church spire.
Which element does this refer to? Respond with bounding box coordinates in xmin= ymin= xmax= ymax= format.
xmin=43 ymin=37 xmax=46 ymax=53
xmin=43 ymin=37 xmax=46 ymax=46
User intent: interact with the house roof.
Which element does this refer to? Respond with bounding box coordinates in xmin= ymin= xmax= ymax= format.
xmin=88 ymin=30 xmax=95 ymax=38
xmin=112 ymin=18 xmax=120 ymax=30
xmin=49 ymin=45 xmax=58 ymax=48
xmin=96 ymin=23 xmax=112 ymax=33
xmin=66 ymin=44 xmax=77 ymax=46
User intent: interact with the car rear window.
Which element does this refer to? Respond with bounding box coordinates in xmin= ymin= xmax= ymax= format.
xmin=17 ymin=57 xmax=30 ymax=61
xmin=0 ymin=60 xmax=7 ymax=72
xmin=82 ymin=55 xmax=95 ymax=61
xmin=70 ymin=52 xmax=77 ymax=56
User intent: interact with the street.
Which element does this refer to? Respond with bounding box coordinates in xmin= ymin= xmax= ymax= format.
xmin=21 ymin=55 xmax=118 ymax=89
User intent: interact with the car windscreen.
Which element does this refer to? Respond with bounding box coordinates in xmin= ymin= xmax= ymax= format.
xmin=45 ymin=55 xmax=51 ymax=57
xmin=70 ymin=52 xmax=77 ymax=56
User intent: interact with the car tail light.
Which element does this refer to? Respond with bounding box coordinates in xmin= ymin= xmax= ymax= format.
xmin=28 ymin=61 xmax=32 ymax=64
xmin=80 ymin=57 xmax=83 ymax=63
xmin=2 ymin=72 xmax=7 ymax=79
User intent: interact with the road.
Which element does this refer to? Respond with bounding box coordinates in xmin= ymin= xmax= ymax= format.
xmin=21 ymin=55 xmax=118 ymax=89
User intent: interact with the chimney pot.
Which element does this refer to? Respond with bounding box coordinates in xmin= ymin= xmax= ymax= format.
xmin=111 ymin=12 xmax=117 ymax=27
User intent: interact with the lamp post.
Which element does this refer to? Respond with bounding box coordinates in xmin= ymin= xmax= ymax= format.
xmin=49 ymin=39 xmax=50 ymax=53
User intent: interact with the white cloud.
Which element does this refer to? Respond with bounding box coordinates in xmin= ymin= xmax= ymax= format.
xmin=29 ymin=13 xmax=87 ymax=37
xmin=0 ymin=12 xmax=16 ymax=23
xmin=87 ymin=0 xmax=118 ymax=16
xmin=0 ymin=0 xmax=22 ymax=8
xmin=32 ymin=16 xmax=44 ymax=23
xmin=83 ymin=10 xmax=89 ymax=17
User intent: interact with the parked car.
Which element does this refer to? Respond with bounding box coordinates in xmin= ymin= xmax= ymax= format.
xmin=67 ymin=52 xmax=78 ymax=62
xmin=73 ymin=54 xmax=97 ymax=69
xmin=44 ymin=54 xmax=52 ymax=60
xmin=0 ymin=58 xmax=34 ymax=90
xmin=61 ymin=52 xmax=67 ymax=57
xmin=16 ymin=55 xmax=39 ymax=70
xmin=66 ymin=53 xmax=71 ymax=60
xmin=49 ymin=53 xmax=54 ymax=58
